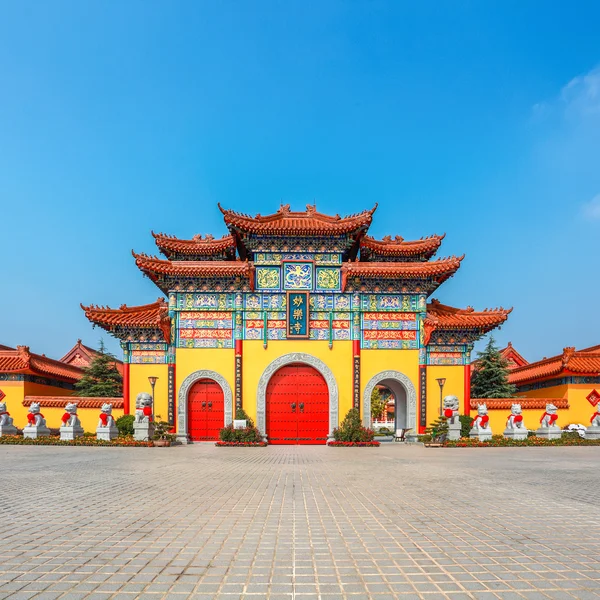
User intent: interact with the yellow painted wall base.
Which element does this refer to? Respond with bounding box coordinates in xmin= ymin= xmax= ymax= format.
xmin=469 ymin=384 xmax=600 ymax=434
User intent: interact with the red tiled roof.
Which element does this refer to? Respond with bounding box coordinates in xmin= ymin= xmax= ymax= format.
xmin=59 ymin=340 xmax=123 ymax=374
xmin=470 ymin=398 xmax=569 ymax=410
xmin=133 ymin=252 xmax=255 ymax=290
xmin=341 ymin=256 xmax=464 ymax=291
xmin=499 ymin=342 xmax=529 ymax=369
xmin=219 ymin=203 xmax=377 ymax=236
xmin=509 ymin=347 xmax=600 ymax=385
xmin=0 ymin=346 xmax=83 ymax=383
xmin=24 ymin=397 xmax=124 ymax=409
xmin=424 ymin=299 xmax=512 ymax=345
xmin=152 ymin=231 xmax=236 ymax=259
xmin=471 ymin=342 xmax=529 ymax=374
xmin=360 ymin=234 xmax=444 ymax=260
xmin=81 ymin=298 xmax=172 ymax=342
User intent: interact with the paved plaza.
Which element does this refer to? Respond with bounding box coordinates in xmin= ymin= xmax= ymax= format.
xmin=1 ymin=444 xmax=600 ymax=600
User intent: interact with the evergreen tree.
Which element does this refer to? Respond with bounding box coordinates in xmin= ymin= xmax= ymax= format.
xmin=74 ymin=340 xmax=123 ymax=397
xmin=370 ymin=387 xmax=387 ymax=420
xmin=471 ymin=335 xmax=516 ymax=398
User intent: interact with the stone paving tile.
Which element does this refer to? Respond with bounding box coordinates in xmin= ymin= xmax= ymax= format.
xmin=2 ymin=445 xmax=600 ymax=599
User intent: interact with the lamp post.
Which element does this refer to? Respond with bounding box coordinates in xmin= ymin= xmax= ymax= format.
xmin=436 ymin=377 xmax=446 ymax=417
xmin=148 ymin=376 xmax=158 ymax=415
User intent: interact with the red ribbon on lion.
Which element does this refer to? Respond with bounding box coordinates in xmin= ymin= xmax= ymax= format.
xmin=27 ymin=412 xmax=43 ymax=424
xmin=540 ymin=412 xmax=558 ymax=425
xmin=443 ymin=408 xmax=453 ymax=418
xmin=591 ymin=412 xmax=600 ymax=424
xmin=99 ymin=413 xmax=110 ymax=426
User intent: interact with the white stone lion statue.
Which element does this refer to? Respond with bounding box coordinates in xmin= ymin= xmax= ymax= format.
xmin=540 ymin=403 xmax=559 ymax=428
xmin=442 ymin=395 xmax=460 ymax=424
xmin=0 ymin=402 xmax=14 ymax=427
xmin=61 ymin=402 xmax=81 ymax=428
xmin=471 ymin=404 xmax=491 ymax=432
xmin=135 ymin=393 xmax=153 ymax=423
xmin=591 ymin=409 xmax=600 ymax=428
xmin=98 ymin=403 xmax=116 ymax=428
xmin=26 ymin=402 xmax=46 ymax=427
xmin=506 ymin=403 xmax=525 ymax=430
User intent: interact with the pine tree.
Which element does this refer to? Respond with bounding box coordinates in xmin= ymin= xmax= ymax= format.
xmin=74 ymin=340 xmax=123 ymax=397
xmin=471 ymin=335 xmax=516 ymax=398
xmin=370 ymin=387 xmax=387 ymax=420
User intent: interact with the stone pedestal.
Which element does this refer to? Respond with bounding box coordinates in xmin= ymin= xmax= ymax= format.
xmin=535 ymin=427 xmax=562 ymax=440
xmin=447 ymin=420 xmax=462 ymax=441
xmin=0 ymin=424 xmax=17 ymax=436
xmin=585 ymin=426 xmax=600 ymax=440
xmin=503 ymin=428 xmax=528 ymax=441
xmin=60 ymin=425 xmax=84 ymax=441
xmin=134 ymin=422 xmax=155 ymax=442
xmin=96 ymin=425 xmax=119 ymax=441
xmin=469 ymin=427 xmax=492 ymax=442
xmin=23 ymin=425 xmax=50 ymax=439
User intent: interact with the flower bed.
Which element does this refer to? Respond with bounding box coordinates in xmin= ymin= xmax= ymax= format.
xmin=327 ymin=441 xmax=380 ymax=447
xmin=442 ymin=435 xmax=600 ymax=448
xmin=0 ymin=435 xmax=152 ymax=447
xmin=215 ymin=441 xmax=268 ymax=447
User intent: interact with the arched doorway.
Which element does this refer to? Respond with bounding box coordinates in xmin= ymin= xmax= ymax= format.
xmin=266 ymin=364 xmax=329 ymax=445
xmin=362 ymin=370 xmax=417 ymax=435
xmin=177 ymin=370 xmax=233 ymax=444
xmin=256 ymin=352 xmax=339 ymax=442
xmin=188 ymin=379 xmax=225 ymax=441
xmin=371 ymin=385 xmax=397 ymax=430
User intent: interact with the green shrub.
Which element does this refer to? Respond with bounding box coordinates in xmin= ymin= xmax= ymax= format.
xmin=459 ymin=415 xmax=472 ymax=438
xmin=116 ymin=415 xmax=135 ymax=436
xmin=219 ymin=423 xmax=263 ymax=443
xmin=378 ymin=427 xmax=391 ymax=435
xmin=234 ymin=408 xmax=255 ymax=428
xmin=332 ymin=408 xmax=375 ymax=442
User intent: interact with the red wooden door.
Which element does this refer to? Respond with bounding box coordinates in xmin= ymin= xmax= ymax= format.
xmin=266 ymin=364 xmax=329 ymax=445
xmin=188 ymin=379 xmax=224 ymax=441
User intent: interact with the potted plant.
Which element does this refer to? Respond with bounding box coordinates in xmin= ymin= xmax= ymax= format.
xmin=152 ymin=417 xmax=176 ymax=447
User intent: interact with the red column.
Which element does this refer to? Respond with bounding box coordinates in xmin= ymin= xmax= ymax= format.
xmin=464 ymin=364 xmax=471 ymax=416
xmin=123 ymin=363 xmax=130 ymax=415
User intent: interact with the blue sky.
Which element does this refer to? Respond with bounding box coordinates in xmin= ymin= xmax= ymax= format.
xmin=1 ymin=1 xmax=599 ymax=362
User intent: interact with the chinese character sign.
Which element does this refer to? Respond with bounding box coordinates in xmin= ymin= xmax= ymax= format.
xmin=287 ymin=292 xmax=309 ymax=338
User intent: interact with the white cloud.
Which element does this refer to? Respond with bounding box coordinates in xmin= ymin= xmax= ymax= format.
xmin=582 ymin=194 xmax=600 ymax=220
xmin=560 ymin=66 xmax=600 ymax=117
xmin=532 ymin=65 xmax=600 ymax=120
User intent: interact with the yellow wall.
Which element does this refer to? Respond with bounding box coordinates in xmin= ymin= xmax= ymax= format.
xmin=519 ymin=385 xmax=568 ymax=399
xmin=242 ymin=340 xmax=353 ymax=424
xmin=470 ymin=383 xmax=599 ymax=434
xmin=171 ymin=344 xmax=480 ymax=436
xmin=0 ymin=380 xmax=125 ymax=433
xmin=480 ymin=408 xmax=541 ymax=433
xmin=1 ymin=380 xmax=25 ymax=425
xmin=565 ymin=385 xmax=600 ymax=425
xmin=426 ymin=365 xmax=465 ymax=428
xmin=129 ymin=363 xmax=170 ymax=422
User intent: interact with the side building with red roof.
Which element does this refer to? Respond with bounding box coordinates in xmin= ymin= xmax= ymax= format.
xmin=0 ymin=343 xmax=124 ymax=431
xmin=469 ymin=343 xmax=600 ymax=431
xmin=82 ymin=203 xmax=511 ymax=442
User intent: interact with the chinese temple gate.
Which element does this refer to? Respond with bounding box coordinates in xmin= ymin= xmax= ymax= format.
xmin=82 ymin=204 xmax=510 ymax=443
